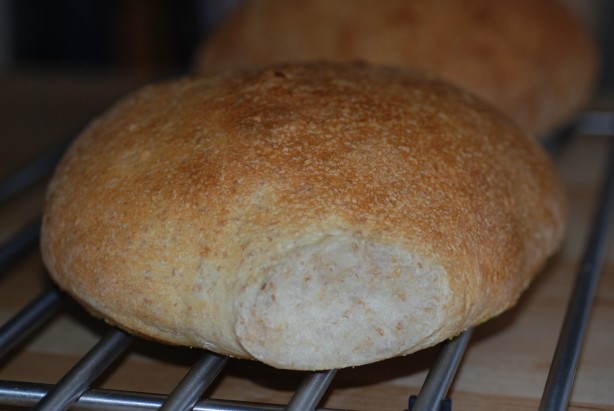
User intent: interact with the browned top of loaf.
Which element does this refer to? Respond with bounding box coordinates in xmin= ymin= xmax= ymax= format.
xmin=195 ymin=0 xmax=598 ymax=136
xmin=41 ymin=62 xmax=565 ymax=369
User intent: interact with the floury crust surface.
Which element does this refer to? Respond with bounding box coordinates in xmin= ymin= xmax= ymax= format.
xmin=41 ymin=62 xmax=566 ymax=370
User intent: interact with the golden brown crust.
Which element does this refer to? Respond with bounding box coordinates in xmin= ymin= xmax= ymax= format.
xmin=195 ymin=0 xmax=599 ymax=136
xmin=41 ymin=62 xmax=566 ymax=370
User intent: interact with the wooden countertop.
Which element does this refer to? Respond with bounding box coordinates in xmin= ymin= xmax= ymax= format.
xmin=0 ymin=71 xmax=612 ymax=411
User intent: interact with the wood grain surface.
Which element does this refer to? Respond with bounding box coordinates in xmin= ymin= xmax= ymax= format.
xmin=0 ymin=72 xmax=612 ymax=411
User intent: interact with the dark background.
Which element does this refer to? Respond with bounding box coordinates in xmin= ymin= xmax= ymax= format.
xmin=0 ymin=0 xmax=240 ymax=78
xmin=0 ymin=0 xmax=613 ymax=90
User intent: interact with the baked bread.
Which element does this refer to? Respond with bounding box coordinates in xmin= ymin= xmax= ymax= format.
xmin=195 ymin=0 xmax=598 ymax=136
xmin=41 ymin=62 xmax=565 ymax=370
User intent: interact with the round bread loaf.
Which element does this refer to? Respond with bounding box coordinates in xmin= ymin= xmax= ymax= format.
xmin=195 ymin=0 xmax=598 ymax=136
xmin=41 ymin=62 xmax=565 ymax=370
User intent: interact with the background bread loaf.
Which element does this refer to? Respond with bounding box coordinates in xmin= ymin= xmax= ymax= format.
xmin=41 ymin=62 xmax=566 ymax=370
xmin=195 ymin=0 xmax=598 ymax=136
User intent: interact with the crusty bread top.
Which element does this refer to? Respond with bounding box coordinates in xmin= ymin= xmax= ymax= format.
xmin=41 ymin=62 xmax=566 ymax=370
xmin=195 ymin=0 xmax=598 ymax=136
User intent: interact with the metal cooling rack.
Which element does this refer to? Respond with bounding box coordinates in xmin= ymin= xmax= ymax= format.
xmin=0 ymin=112 xmax=612 ymax=411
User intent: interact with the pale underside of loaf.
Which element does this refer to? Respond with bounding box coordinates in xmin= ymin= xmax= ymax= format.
xmin=41 ymin=62 xmax=566 ymax=370
xmin=236 ymin=236 xmax=452 ymax=369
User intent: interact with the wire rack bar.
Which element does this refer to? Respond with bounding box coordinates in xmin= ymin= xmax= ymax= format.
xmin=0 ymin=380 xmax=347 ymax=411
xmin=33 ymin=328 xmax=134 ymax=411
xmin=575 ymin=111 xmax=614 ymax=136
xmin=410 ymin=328 xmax=473 ymax=411
xmin=0 ymin=288 xmax=64 ymax=358
xmin=0 ymin=141 xmax=68 ymax=204
xmin=285 ymin=369 xmax=337 ymax=411
xmin=0 ymin=216 xmax=41 ymax=269
xmin=160 ymin=352 xmax=228 ymax=411
xmin=539 ymin=139 xmax=614 ymax=411
xmin=542 ymin=110 xmax=614 ymax=157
